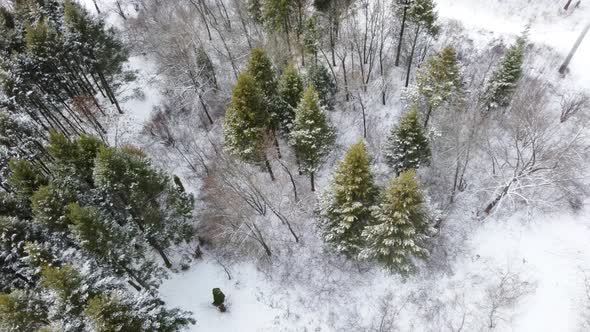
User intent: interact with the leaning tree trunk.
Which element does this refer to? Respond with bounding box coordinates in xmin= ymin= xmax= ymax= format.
xmin=405 ymin=25 xmax=421 ymax=88
xmin=395 ymin=5 xmax=408 ymax=67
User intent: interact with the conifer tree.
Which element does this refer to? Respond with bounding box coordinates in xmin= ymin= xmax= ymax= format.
xmin=0 ymin=290 xmax=48 ymax=331
xmin=416 ymin=46 xmax=463 ymax=127
xmin=319 ymin=141 xmax=378 ymax=256
xmin=302 ymin=15 xmax=320 ymax=64
xmin=385 ymin=106 xmax=430 ymax=175
xmin=404 ymin=0 xmax=438 ymax=87
xmin=277 ymin=63 xmax=304 ymax=132
xmin=483 ymin=34 xmax=527 ymax=111
xmin=289 ymin=86 xmax=335 ymax=191
xmin=360 ymin=170 xmax=431 ymax=274
xmin=223 ymin=72 xmax=275 ymax=180
xmin=246 ymin=47 xmax=283 ymax=158
xmin=306 ymin=63 xmax=337 ymax=110
xmin=262 ymin=0 xmax=295 ymax=52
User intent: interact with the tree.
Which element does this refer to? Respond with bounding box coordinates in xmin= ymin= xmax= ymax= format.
xmin=404 ymin=0 xmax=438 ymax=87
xmin=319 ymin=141 xmax=378 ymax=257
xmin=93 ymin=146 xmax=195 ymax=269
xmin=246 ymin=47 xmax=283 ymax=158
xmin=277 ymin=63 xmax=304 ymax=133
xmin=416 ymin=46 xmax=463 ymax=127
xmin=0 ymin=290 xmax=48 ymax=331
xmin=483 ymin=34 xmax=527 ymax=111
xmin=196 ymin=46 xmax=218 ymax=89
xmin=393 ymin=0 xmax=413 ymax=67
xmin=289 ymin=86 xmax=335 ymax=191
xmin=385 ymin=106 xmax=430 ymax=174
xmin=306 ymin=63 xmax=337 ymax=110
xmin=360 ymin=170 xmax=432 ymax=274
xmin=223 ymin=72 xmax=275 ymax=180
xmin=263 ymin=0 xmax=295 ymax=52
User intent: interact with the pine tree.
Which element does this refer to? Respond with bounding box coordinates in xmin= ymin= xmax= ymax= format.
xmin=302 ymin=15 xmax=320 ymax=64
xmin=360 ymin=170 xmax=431 ymax=274
xmin=0 ymin=290 xmax=48 ymax=331
xmin=223 ymin=72 xmax=275 ymax=179
xmin=306 ymin=63 xmax=337 ymax=110
xmin=385 ymin=106 xmax=430 ymax=175
xmin=319 ymin=141 xmax=378 ymax=256
xmin=289 ymin=85 xmax=335 ymax=191
xmin=246 ymin=47 xmax=277 ymax=99
xmin=483 ymin=34 xmax=527 ymax=111
xmin=277 ymin=63 xmax=304 ymax=132
xmin=248 ymin=0 xmax=264 ymax=24
xmin=416 ymin=46 xmax=463 ymax=127
xmin=262 ymin=0 xmax=295 ymax=51
xmin=404 ymin=0 xmax=438 ymax=87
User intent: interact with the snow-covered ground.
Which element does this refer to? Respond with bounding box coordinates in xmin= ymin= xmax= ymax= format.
xmin=82 ymin=0 xmax=590 ymax=330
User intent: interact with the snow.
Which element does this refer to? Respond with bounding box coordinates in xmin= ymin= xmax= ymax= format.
xmin=78 ymin=0 xmax=590 ymax=330
xmin=159 ymin=261 xmax=280 ymax=331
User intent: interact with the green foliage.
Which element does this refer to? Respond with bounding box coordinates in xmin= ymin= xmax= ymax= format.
xmin=85 ymin=293 xmax=195 ymax=332
xmin=31 ymin=183 xmax=74 ymax=231
xmin=262 ymin=0 xmax=293 ymax=32
xmin=289 ymin=86 xmax=335 ymax=175
xmin=48 ymin=131 xmax=105 ymax=183
xmin=417 ymin=46 xmax=463 ymax=110
xmin=248 ymin=0 xmax=263 ymax=24
xmin=94 ymin=146 xmax=195 ymax=246
xmin=212 ymin=288 xmax=225 ymax=306
xmin=224 ymin=72 xmax=271 ymax=163
xmin=302 ymin=16 xmax=320 ymax=58
xmin=246 ymin=47 xmax=277 ymax=98
xmin=385 ymin=106 xmax=430 ymax=174
xmin=8 ymin=159 xmax=46 ymax=199
xmin=361 ymin=170 xmax=431 ymax=274
xmin=319 ymin=141 xmax=378 ymax=256
xmin=407 ymin=0 xmax=438 ymax=35
xmin=0 ymin=290 xmax=48 ymax=331
xmin=173 ymin=175 xmax=186 ymax=193
xmin=277 ymin=63 xmax=304 ymax=132
xmin=306 ymin=63 xmax=336 ymax=110
xmin=483 ymin=35 xmax=527 ymax=111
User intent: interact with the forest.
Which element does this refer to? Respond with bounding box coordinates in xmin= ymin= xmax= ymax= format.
xmin=0 ymin=0 xmax=589 ymax=330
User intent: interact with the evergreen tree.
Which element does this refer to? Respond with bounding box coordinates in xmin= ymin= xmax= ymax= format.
xmin=248 ymin=0 xmax=264 ymax=24
xmin=483 ymin=34 xmax=527 ymax=111
xmin=360 ymin=170 xmax=432 ymax=274
xmin=289 ymin=85 xmax=335 ymax=191
xmin=0 ymin=290 xmax=48 ymax=331
xmin=385 ymin=106 xmax=430 ymax=175
xmin=319 ymin=141 xmax=378 ymax=256
xmin=223 ymin=71 xmax=275 ymax=179
xmin=93 ymin=146 xmax=195 ymax=268
xmin=416 ymin=46 xmax=463 ymax=127
xmin=302 ymin=15 xmax=320 ymax=64
xmin=246 ymin=47 xmax=277 ymax=99
xmin=277 ymin=63 xmax=304 ymax=132
xmin=306 ymin=63 xmax=337 ymax=110
xmin=262 ymin=0 xmax=295 ymax=51
xmin=404 ymin=0 xmax=438 ymax=87
xmin=85 ymin=293 xmax=195 ymax=332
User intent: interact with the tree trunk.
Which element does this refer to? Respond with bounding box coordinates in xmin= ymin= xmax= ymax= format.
xmin=310 ymin=171 xmax=315 ymax=192
xmin=423 ymin=104 xmax=433 ymax=128
xmin=405 ymin=25 xmax=421 ymax=88
xmin=564 ymin=0 xmax=574 ymax=10
xmin=265 ymin=157 xmax=275 ymax=181
xmin=395 ymin=5 xmax=408 ymax=67
xmin=559 ymin=22 xmax=590 ymax=74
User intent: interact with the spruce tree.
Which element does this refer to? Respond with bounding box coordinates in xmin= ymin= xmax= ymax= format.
xmin=0 ymin=290 xmax=48 ymax=331
xmin=223 ymin=72 xmax=275 ymax=179
xmin=289 ymin=85 xmax=335 ymax=191
xmin=416 ymin=46 xmax=462 ymax=127
xmin=277 ymin=63 xmax=304 ymax=132
xmin=404 ymin=0 xmax=438 ymax=87
xmin=307 ymin=63 xmax=337 ymax=110
xmin=360 ymin=170 xmax=431 ymax=274
xmin=246 ymin=47 xmax=283 ymax=158
xmin=319 ymin=141 xmax=378 ymax=256
xmin=385 ymin=106 xmax=430 ymax=175
xmin=483 ymin=34 xmax=527 ymax=111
